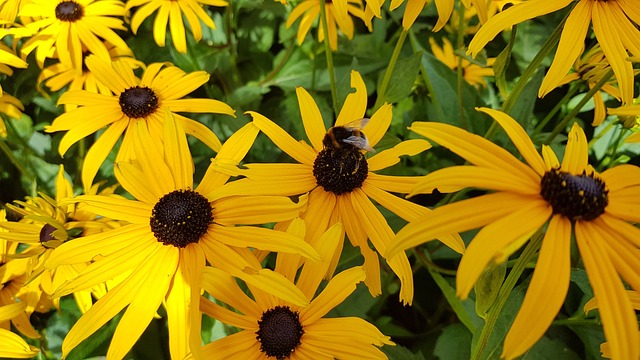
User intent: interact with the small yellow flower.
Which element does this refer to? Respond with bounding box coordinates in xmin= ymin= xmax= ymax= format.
xmin=125 ymin=0 xmax=228 ymax=53
xmin=429 ymin=36 xmax=494 ymax=88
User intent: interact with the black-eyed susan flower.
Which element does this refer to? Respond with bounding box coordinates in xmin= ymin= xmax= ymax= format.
xmin=126 ymin=0 xmax=227 ymax=53
xmin=468 ymin=0 xmax=640 ymax=106
xmin=585 ymin=290 xmax=640 ymax=359
xmin=429 ymin=36 xmax=494 ymax=88
xmin=195 ymin=221 xmax=394 ymax=359
xmin=286 ymin=0 xmax=367 ymax=51
xmin=556 ymin=45 xmax=623 ymax=126
xmin=213 ymin=70 xmax=464 ymax=305
xmin=45 ymin=114 xmax=320 ymax=360
xmin=387 ymin=108 xmax=640 ymax=359
xmin=45 ymin=55 xmax=235 ymax=190
xmin=0 ymin=303 xmax=39 ymax=358
xmin=0 ymin=165 xmax=117 ymax=313
xmin=19 ymin=0 xmax=131 ymax=70
xmin=37 ymin=41 xmax=142 ymax=110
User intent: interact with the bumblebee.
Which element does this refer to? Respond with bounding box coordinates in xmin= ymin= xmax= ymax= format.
xmin=322 ymin=117 xmax=376 ymax=153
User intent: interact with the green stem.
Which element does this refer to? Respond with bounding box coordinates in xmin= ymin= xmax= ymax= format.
xmin=260 ymin=38 xmax=296 ymax=86
xmin=373 ymin=29 xmax=409 ymax=111
xmin=533 ymin=84 xmax=580 ymax=137
xmin=543 ymin=69 xmax=613 ymax=144
xmin=501 ymin=14 xmax=566 ymax=115
xmin=471 ymin=231 xmax=544 ymax=360
xmin=318 ymin=1 xmax=339 ymax=113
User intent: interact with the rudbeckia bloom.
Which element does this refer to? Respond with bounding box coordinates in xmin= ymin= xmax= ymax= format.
xmin=214 ymin=70 xmax=464 ymax=305
xmin=46 ymin=55 xmax=235 ymax=190
xmin=45 ymin=115 xmax=320 ymax=360
xmin=556 ymin=45 xmax=623 ymax=126
xmin=387 ymin=108 xmax=640 ymax=359
xmin=196 ymin=221 xmax=394 ymax=359
xmin=0 ymin=303 xmax=39 ymax=358
xmin=585 ymin=290 xmax=640 ymax=359
xmin=125 ymin=0 xmax=228 ymax=53
xmin=467 ymin=0 xmax=640 ymax=105
xmin=429 ymin=37 xmax=494 ymax=88
xmin=286 ymin=0 xmax=367 ymax=51
xmin=0 ymin=165 xmax=116 ymax=313
xmin=18 ymin=0 xmax=131 ymax=70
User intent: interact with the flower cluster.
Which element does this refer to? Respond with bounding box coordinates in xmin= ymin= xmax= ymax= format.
xmin=0 ymin=1 xmax=638 ymax=360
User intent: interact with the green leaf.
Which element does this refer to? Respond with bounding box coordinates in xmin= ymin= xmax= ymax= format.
xmin=494 ymin=26 xmax=517 ymax=99
xmin=383 ymin=344 xmax=426 ymax=360
xmin=523 ymin=334 xmax=582 ymax=360
xmin=434 ymin=323 xmax=472 ymax=360
xmin=378 ymin=51 xmax=422 ymax=104
xmin=474 ymin=263 xmax=507 ymax=319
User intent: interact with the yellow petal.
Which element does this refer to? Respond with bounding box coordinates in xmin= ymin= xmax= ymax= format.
xmin=575 ymin=221 xmax=640 ymax=360
xmin=296 ymin=86 xmax=327 ymax=151
xmin=336 ymin=70 xmax=367 ymax=127
xmin=80 ymin=118 xmax=128 ymax=191
xmin=367 ymin=139 xmax=431 ymax=172
xmin=502 ymin=216 xmax=571 ymax=359
xmin=301 ymin=266 xmax=365 ymax=324
xmin=561 ymin=122 xmax=589 ymax=174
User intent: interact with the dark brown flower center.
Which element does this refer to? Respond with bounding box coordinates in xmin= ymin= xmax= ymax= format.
xmin=150 ymin=189 xmax=212 ymax=248
xmin=55 ymin=1 xmax=83 ymax=22
xmin=119 ymin=86 xmax=159 ymax=118
xmin=313 ymin=146 xmax=368 ymax=195
xmin=39 ymin=223 xmax=58 ymax=248
xmin=256 ymin=306 xmax=304 ymax=359
xmin=540 ymin=168 xmax=608 ymax=221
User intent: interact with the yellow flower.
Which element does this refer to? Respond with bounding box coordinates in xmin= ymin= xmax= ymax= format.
xmin=0 ymin=165 xmax=116 ymax=313
xmin=584 ymin=290 xmax=640 ymax=359
xmin=429 ymin=36 xmax=494 ymax=88
xmin=45 ymin=114 xmax=320 ymax=359
xmin=608 ymin=104 xmax=640 ymax=143
xmin=468 ymin=0 xmax=640 ymax=106
xmin=125 ymin=0 xmax=228 ymax=53
xmin=19 ymin=0 xmax=131 ymax=70
xmin=0 ymin=303 xmax=39 ymax=358
xmin=387 ymin=108 xmax=640 ymax=359
xmin=195 ymin=221 xmax=393 ymax=359
xmin=286 ymin=0 xmax=367 ymax=51
xmin=213 ymin=70 xmax=463 ymax=305
xmin=556 ymin=45 xmax=627 ymax=126
xmin=46 ymin=55 xmax=235 ymax=190
xmin=37 ymin=40 xmax=143 ymax=111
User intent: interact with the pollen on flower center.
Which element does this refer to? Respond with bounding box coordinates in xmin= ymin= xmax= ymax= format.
xmin=312 ymin=147 xmax=368 ymax=195
xmin=55 ymin=1 xmax=83 ymax=22
xmin=119 ymin=86 xmax=159 ymax=118
xmin=256 ymin=306 xmax=304 ymax=359
xmin=150 ymin=189 xmax=212 ymax=248
xmin=540 ymin=168 xmax=608 ymax=221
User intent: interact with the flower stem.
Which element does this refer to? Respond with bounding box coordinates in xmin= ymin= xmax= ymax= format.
xmin=373 ymin=29 xmax=409 ymax=111
xmin=543 ymin=69 xmax=613 ymax=145
xmin=533 ymin=84 xmax=580 ymax=137
xmin=470 ymin=230 xmax=544 ymax=360
xmin=318 ymin=1 xmax=339 ymax=113
xmin=456 ymin=4 xmax=468 ymax=130
xmin=500 ymin=13 xmax=566 ymax=115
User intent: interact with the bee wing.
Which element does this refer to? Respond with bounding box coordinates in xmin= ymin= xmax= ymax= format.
xmin=343 ymin=135 xmax=376 ymax=153
xmin=341 ymin=117 xmax=370 ymax=131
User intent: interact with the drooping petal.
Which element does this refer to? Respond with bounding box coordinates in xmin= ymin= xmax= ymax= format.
xmin=387 ymin=192 xmax=538 ymax=260
xmin=575 ymin=221 xmax=640 ymax=360
xmin=455 ymin=199 xmax=551 ymax=299
xmin=296 ymin=222 xmax=343 ymax=300
xmin=502 ymin=215 xmax=572 ymax=359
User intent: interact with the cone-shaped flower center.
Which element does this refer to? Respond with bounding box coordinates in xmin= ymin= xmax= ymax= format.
xmin=119 ymin=86 xmax=159 ymax=118
xmin=150 ymin=189 xmax=212 ymax=248
xmin=540 ymin=168 xmax=608 ymax=221
xmin=55 ymin=1 xmax=83 ymax=22
xmin=313 ymin=143 xmax=368 ymax=195
xmin=256 ymin=306 xmax=304 ymax=359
